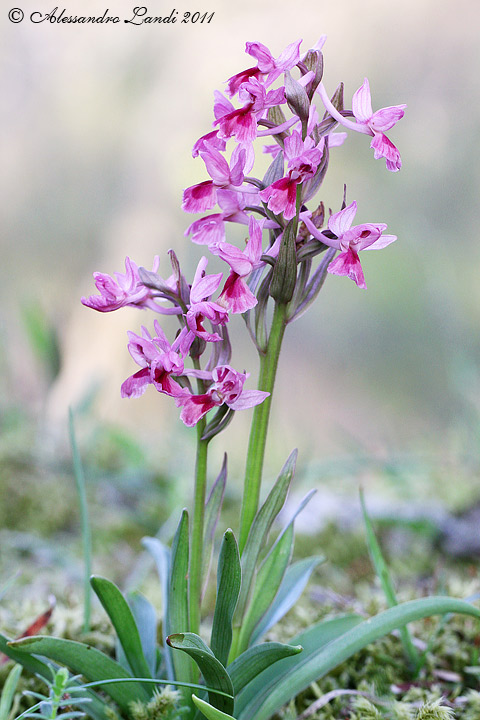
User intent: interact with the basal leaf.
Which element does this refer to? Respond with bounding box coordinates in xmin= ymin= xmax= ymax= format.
xmin=127 ymin=592 xmax=158 ymax=677
xmin=236 ymin=597 xmax=480 ymax=720
xmin=167 ymin=633 xmax=234 ymax=715
xmin=90 ymin=576 xmax=153 ymax=689
xmin=237 ymin=525 xmax=293 ymax=652
xmin=0 ymin=635 xmax=109 ymax=720
xmin=141 ymin=536 xmax=173 ymax=680
xmin=235 ymin=450 xmax=297 ymax=622
xmin=211 ymin=530 xmax=241 ymax=666
xmin=192 ymin=694 xmax=236 ymax=720
xmin=167 ymin=511 xmax=194 ymax=695
xmin=8 ymin=636 xmax=148 ymax=713
xmin=250 ymin=556 xmax=323 ymax=645
xmin=0 ymin=664 xmax=22 ymax=720
xmin=227 ymin=642 xmax=302 ymax=694
xmin=202 ymin=457 xmax=227 ymax=598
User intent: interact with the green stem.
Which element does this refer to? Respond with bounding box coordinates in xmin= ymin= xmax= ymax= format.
xmin=239 ymin=302 xmax=288 ymax=553
xmin=189 ymin=367 xmax=209 ymax=636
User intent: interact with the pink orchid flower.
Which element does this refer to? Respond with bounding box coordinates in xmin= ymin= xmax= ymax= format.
xmin=212 ymin=216 xmax=265 ymax=313
xmin=175 ymin=364 xmax=270 ymax=427
xmin=226 ymin=39 xmax=302 ymax=96
xmin=300 ymin=201 xmax=396 ymax=289
xmin=184 ymin=189 xmax=252 ymax=246
xmin=184 ymin=257 xmax=229 ymax=345
xmin=182 ymin=144 xmax=247 ymax=213
xmin=81 ymin=256 xmax=164 ymax=313
xmin=259 ymin=131 xmax=323 ymax=220
xmin=120 ymin=321 xmax=187 ymax=399
xmin=352 ymin=78 xmax=406 ymax=172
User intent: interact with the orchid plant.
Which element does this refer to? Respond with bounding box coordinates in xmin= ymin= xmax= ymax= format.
xmin=5 ymin=37 xmax=480 ymax=720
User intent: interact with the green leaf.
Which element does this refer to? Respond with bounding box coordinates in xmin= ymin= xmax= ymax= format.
xmin=360 ymin=488 xmax=419 ymax=669
xmin=0 ymin=663 xmax=22 ymax=720
xmin=202 ymin=457 xmax=227 ymax=597
xmin=127 ymin=592 xmax=158 ymax=677
xmin=235 ymin=450 xmax=297 ymax=622
xmin=228 ymin=642 xmax=302 ymax=694
xmin=211 ymin=530 xmax=241 ymax=666
xmin=238 ymin=524 xmax=293 ymax=652
xmin=192 ymin=695 xmax=236 ymax=720
xmin=167 ymin=510 xmax=194 ymax=693
xmin=167 ymin=633 xmax=234 ymax=715
xmin=141 ymin=536 xmax=173 ymax=680
xmin=250 ymin=556 xmax=323 ymax=645
xmin=0 ymin=635 xmax=110 ymax=720
xmin=8 ymin=636 xmax=149 ymax=713
xmin=236 ymin=597 xmax=480 ymax=720
xmin=90 ymin=576 xmax=153 ymax=690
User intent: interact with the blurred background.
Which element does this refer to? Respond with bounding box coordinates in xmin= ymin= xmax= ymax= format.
xmin=2 ymin=0 xmax=480 ymax=575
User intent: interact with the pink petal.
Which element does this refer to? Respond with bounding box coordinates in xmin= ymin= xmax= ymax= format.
xmin=370 ymin=104 xmax=406 ymax=133
xmin=185 ymin=214 xmax=225 ymax=246
xmin=182 ymin=181 xmax=217 ymax=213
xmin=121 ymin=368 xmax=151 ymax=398
xmin=228 ymin=389 xmax=270 ymax=410
xmin=370 ymin=133 xmax=402 ymax=172
xmin=327 ymin=248 xmax=367 ymax=289
xmin=352 ymin=78 xmax=373 ymax=123
xmin=201 ymin=147 xmax=231 ymax=185
xmin=213 ymin=243 xmax=253 ymax=276
xmin=328 ymin=201 xmax=357 ymax=237
xmin=177 ymin=392 xmax=218 ymax=427
xmin=218 ymin=273 xmax=257 ymax=313
xmin=190 ymin=272 xmax=223 ymax=303
xmin=363 ymin=233 xmax=397 ymax=251
xmin=245 ymin=41 xmax=275 ymax=72
xmin=275 ymin=39 xmax=302 ymax=70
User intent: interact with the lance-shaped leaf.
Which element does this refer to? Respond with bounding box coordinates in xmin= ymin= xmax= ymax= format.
xmin=0 ymin=664 xmax=22 ymax=720
xmin=237 ymin=524 xmax=294 ymax=652
xmin=236 ymin=597 xmax=480 ymax=720
xmin=167 ymin=633 xmax=234 ymax=715
xmin=127 ymin=592 xmax=158 ymax=677
xmin=0 ymin=635 xmax=109 ymax=720
xmin=201 ymin=457 xmax=227 ymax=596
xmin=250 ymin=556 xmax=324 ymax=645
xmin=235 ymin=450 xmax=297 ymax=622
xmin=141 ymin=536 xmax=174 ymax=680
xmin=239 ymin=489 xmax=316 ymax=651
xmin=192 ymin=695 xmax=236 ymax=720
xmin=8 ymin=636 xmax=149 ymax=713
xmin=211 ymin=530 xmax=241 ymax=666
xmin=167 ymin=510 xmax=194 ymax=691
xmin=90 ymin=576 xmax=153 ymax=690
xmin=228 ymin=642 xmax=302 ymax=694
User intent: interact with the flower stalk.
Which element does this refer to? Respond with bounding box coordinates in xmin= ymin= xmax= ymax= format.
xmin=239 ymin=300 xmax=288 ymax=553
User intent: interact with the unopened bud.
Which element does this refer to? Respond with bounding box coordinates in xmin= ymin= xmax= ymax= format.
xmin=285 ymin=71 xmax=310 ymax=126
xmin=270 ymin=220 xmax=297 ymax=304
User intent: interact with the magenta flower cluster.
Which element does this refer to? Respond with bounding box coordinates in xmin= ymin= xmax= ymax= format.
xmin=82 ymin=37 xmax=405 ymax=427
